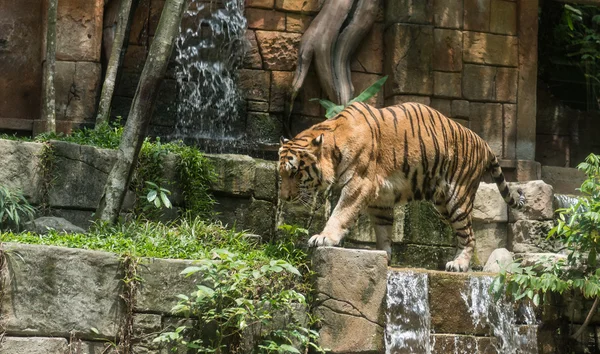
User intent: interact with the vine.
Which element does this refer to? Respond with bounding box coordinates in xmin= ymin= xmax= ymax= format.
xmin=37 ymin=141 xmax=57 ymax=216
xmin=118 ymin=255 xmax=141 ymax=354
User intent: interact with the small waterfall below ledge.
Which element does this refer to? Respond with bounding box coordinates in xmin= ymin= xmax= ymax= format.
xmin=385 ymin=271 xmax=539 ymax=354
xmin=171 ymin=0 xmax=247 ymax=152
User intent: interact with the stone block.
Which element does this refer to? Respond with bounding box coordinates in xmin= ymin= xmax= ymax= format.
xmin=351 ymin=23 xmax=384 ymax=75
xmin=69 ymin=340 xmax=116 ymax=354
xmin=452 ymin=100 xmax=470 ymax=119
xmin=515 ymin=160 xmax=542 ymax=182
xmin=129 ymin=0 xmax=150 ymax=45
xmin=243 ymin=198 xmax=277 ymax=236
xmin=0 ymin=140 xmax=43 ymax=205
xmin=541 ymin=166 xmax=586 ymax=195
xmin=269 ymin=70 xmax=293 ymax=112
xmin=430 ymin=98 xmax=452 ymax=118
xmin=275 ymin=0 xmax=321 ymax=13
xmin=473 ymin=182 xmax=508 ymax=223
xmin=243 ymin=30 xmax=263 ymax=69
xmin=247 ymin=0 xmax=274 ymax=9
xmin=403 ymin=201 xmax=455 ymax=247
xmin=0 ymin=337 xmax=69 ymax=354
xmin=286 ymin=13 xmax=313 ymax=33
xmin=312 ymin=247 xmax=387 ymax=353
xmin=463 ymin=64 xmax=517 ymax=102
xmin=384 ymin=95 xmax=431 ymax=106
xmin=451 ymin=118 xmax=470 ymax=128
xmin=207 ymin=154 xmax=256 ymax=196
xmin=463 ymin=32 xmax=518 ymax=67
xmin=502 ymin=104 xmax=517 ymax=159
xmin=132 ymin=313 xmax=162 ymax=351
xmin=429 ymin=271 xmax=490 ymax=335
xmin=509 ymin=220 xmax=561 ymax=253
xmin=253 ymin=159 xmax=278 ymax=201
xmin=464 ymin=0 xmax=490 ymax=32
xmin=490 ymin=0 xmax=517 ymax=35
xmin=24 ymin=216 xmax=86 ymax=234
xmin=136 ymin=257 xmax=197 ymax=314
xmin=433 ymin=0 xmax=463 ymax=28
xmin=246 ymin=8 xmax=285 ymax=30
xmin=246 ymin=112 xmax=283 ymax=144
xmin=473 ymin=222 xmax=508 ymax=266
xmin=49 ymin=140 xmax=117 ymax=209
xmin=385 ymin=0 xmax=433 ymax=25
xmin=351 ymin=73 xmax=384 ymax=106
xmin=1 ymin=243 xmax=124 ymax=338
xmin=122 ymin=44 xmax=148 ymax=73
xmin=50 ymin=209 xmax=95 ymax=229
xmin=384 ymin=24 xmax=433 ymax=96
xmin=469 ymin=102 xmax=503 ymax=157
xmin=239 ymin=69 xmax=270 ymax=102
xmin=290 ymin=71 xmax=322 ymax=117
xmin=392 ymin=243 xmax=456 ymax=269
xmin=483 ymin=248 xmax=513 ymax=273
xmin=509 ymin=180 xmax=554 ymax=221
xmin=346 ymin=209 xmax=406 ymax=244
xmin=279 ymin=199 xmax=327 ymax=236
xmin=433 ymin=71 xmax=461 ymax=98
xmin=433 ymin=29 xmax=463 ymax=72
xmin=255 ymin=30 xmax=302 ymax=70
xmin=431 ymin=334 xmax=498 ymax=353
xmin=56 ymin=61 xmax=102 ymax=122
xmin=496 ymin=67 xmax=518 ymax=102
xmin=248 ymin=100 xmax=269 ymax=112
xmin=56 ymin=0 xmax=103 ymax=61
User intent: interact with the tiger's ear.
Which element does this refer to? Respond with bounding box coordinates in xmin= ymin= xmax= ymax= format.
xmin=311 ymin=134 xmax=324 ymax=149
xmin=280 ymin=136 xmax=290 ymax=145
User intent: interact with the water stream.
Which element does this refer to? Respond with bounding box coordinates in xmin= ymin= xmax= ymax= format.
xmin=172 ymin=0 xmax=247 ymax=151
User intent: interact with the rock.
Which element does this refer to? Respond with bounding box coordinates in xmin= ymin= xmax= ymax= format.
xmin=519 ymin=253 xmax=567 ymax=270
xmin=243 ymin=199 xmax=277 ymax=236
xmin=285 ymin=13 xmax=313 ymax=33
xmin=246 ymin=112 xmax=283 ymax=144
xmin=1 ymin=243 xmax=125 ymax=339
xmin=239 ymin=69 xmax=270 ymax=102
xmin=132 ymin=313 xmax=162 ymax=352
xmin=69 ymin=341 xmax=116 ymax=354
xmin=541 ymin=166 xmax=586 ymax=195
xmin=312 ymin=247 xmax=387 ymax=353
xmin=462 ymin=64 xmax=517 ymax=103
xmin=255 ymin=30 xmax=301 ymax=71
xmin=247 ymin=0 xmax=274 ymax=9
xmin=463 ymin=31 xmax=518 ymax=67
xmin=483 ymin=248 xmax=513 ymax=273
xmin=433 ymin=0 xmax=463 ymax=28
xmin=433 ymin=71 xmax=461 ymax=98
xmin=253 ymin=159 xmax=278 ymax=201
xmin=350 ymin=23 xmax=384 ymax=75
xmin=385 ymin=0 xmax=433 ymax=25
xmin=56 ymin=0 xmax=103 ymax=61
xmin=246 ymin=8 xmax=285 ymax=31
xmin=392 ymin=243 xmax=456 ymax=270
xmin=503 ymin=103 xmax=517 ymax=159
xmin=243 ymin=30 xmax=263 ymax=69
xmin=473 ymin=222 xmax=508 ymax=267
xmin=469 ymin=102 xmax=503 ymax=157
xmin=0 ymin=140 xmax=43 ymax=205
xmin=430 ymin=99 xmax=452 ymax=118
xmin=473 ymin=182 xmax=508 ymax=223
xmin=433 ymin=29 xmax=463 ymax=72
xmin=452 ymin=100 xmax=470 ymax=118
xmin=0 ymin=337 xmax=69 ymax=354
xmin=206 ymin=154 xmax=256 ymax=196
xmin=509 ymin=180 xmax=554 ymax=221
xmin=247 ymin=100 xmax=269 ymax=112
xmin=384 ymin=24 xmax=433 ymax=96
xmin=431 ymin=334 xmax=497 ymax=353
xmin=403 ymin=201 xmax=455 ymax=247
xmin=24 ymin=216 xmax=86 ymax=234
xmin=136 ymin=257 xmax=197 ymax=314
xmin=275 ymin=0 xmax=321 ymax=13
xmin=510 ymin=220 xmax=561 ymax=254
xmin=269 ymin=70 xmax=294 ymax=112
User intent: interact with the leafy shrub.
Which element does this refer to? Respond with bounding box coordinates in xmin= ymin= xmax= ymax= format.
xmin=312 ymin=76 xmax=388 ymax=118
xmin=0 ymin=185 xmax=36 ymax=231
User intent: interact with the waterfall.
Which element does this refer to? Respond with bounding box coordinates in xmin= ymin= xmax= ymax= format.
xmin=172 ymin=0 xmax=247 ymax=150
xmin=385 ymin=271 xmax=431 ymax=354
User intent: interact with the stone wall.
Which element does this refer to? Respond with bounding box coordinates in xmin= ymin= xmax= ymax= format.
xmin=0 ymin=138 xmax=558 ymax=268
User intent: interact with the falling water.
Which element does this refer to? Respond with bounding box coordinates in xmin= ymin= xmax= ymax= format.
xmin=385 ymin=271 xmax=431 ymax=354
xmin=461 ymin=276 xmax=538 ymax=353
xmin=172 ymin=0 xmax=247 ymax=150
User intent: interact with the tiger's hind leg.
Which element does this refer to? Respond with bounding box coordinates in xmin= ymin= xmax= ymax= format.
xmin=367 ymin=205 xmax=394 ymax=262
xmin=443 ymin=194 xmax=476 ymax=272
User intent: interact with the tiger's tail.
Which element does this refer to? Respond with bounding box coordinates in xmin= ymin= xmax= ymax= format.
xmin=489 ymin=156 xmax=526 ymax=209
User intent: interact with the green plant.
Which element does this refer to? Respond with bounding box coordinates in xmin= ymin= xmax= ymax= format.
xmin=0 ymin=185 xmax=36 ymax=231
xmin=154 ymin=248 xmax=323 ymax=353
xmin=311 ymin=76 xmax=388 ymax=118
xmin=492 ymin=153 xmax=600 ymax=336
xmin=144 ymin=181 xmax=172 ymax=210
xmin=35 ymin=120 xmax=124 ymax=149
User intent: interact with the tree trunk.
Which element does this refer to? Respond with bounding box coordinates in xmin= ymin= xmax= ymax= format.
xmin=95 ymin=0 xmax=137 ymax=128
xmin=95 ymin=0 xmax=186 ymax=223
xmin=41 ymin=0 xmax=58 ymax=134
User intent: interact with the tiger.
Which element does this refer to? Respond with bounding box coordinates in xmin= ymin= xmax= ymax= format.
xmin=278 ymin=101 xmax=525 ymax=272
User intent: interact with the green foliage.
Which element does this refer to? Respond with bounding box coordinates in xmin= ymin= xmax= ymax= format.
xmin=35 ymin=120 xmax=124 ymax=149
xmin=0 ymin=185 xmax=36 ymax=231
xmin=311 ymin=76 xmax=388 ymax=118
xmin=144 ymin=181 xmax=172 ymax=210
xmin=493 ymin=153 xmax=600 ymax=306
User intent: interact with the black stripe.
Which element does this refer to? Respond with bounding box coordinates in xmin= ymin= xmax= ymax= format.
xmin=386 ymin=107 xmax=399 ymax=134
xmin=403 ymin=130 xmax=410 ymax=177
xmin=374 ymin=214 xmax=394 ymax=223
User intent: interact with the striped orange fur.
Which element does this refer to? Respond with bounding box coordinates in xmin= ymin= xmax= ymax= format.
xmin=278 ymin=102 xmax=524 ymax=272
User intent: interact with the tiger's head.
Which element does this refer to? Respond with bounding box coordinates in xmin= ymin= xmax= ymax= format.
xmin=278 ymin=134 xmax=328 ymax=202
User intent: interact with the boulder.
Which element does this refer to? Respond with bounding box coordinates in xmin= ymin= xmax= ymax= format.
xmin=509 ymin=181 xmax=554 ymax=221
xmin=0 ymin=140 xmax=44 ymax=205
xmin=509 ymin=220 xmax=561 ymax=254
xmin=24 ymin=216 xmax=86 ymax=234
xmin=0 ymin=337 xmax=68 ymax=354
xmin=483 ymin=248 xmax=513 ymax=273
xmin=473 ymin=182 xmax=508 ymax=223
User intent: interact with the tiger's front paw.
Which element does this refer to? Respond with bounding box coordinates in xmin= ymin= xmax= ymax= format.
xmin=308 ymin=234 xmax=340 ymax=247
xmin=445 ymin=258 xmax=470 ymax=272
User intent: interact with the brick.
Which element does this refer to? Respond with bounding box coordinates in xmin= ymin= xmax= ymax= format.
xmin=55 ymin=61 xmax=101 ymax=122
xmin=433 ymin=0 xmax=463 ymax=29
xmin=56 ymin=0 xmax=103 ymax=61
xmin=462 ymin=64 xmax=516 ymax=102
xmin=244 ymin=30 xmax=263 ymax=69
xmin=463 ymin=31 xmax=518 ymax=67
xmin=275 ymin=0 xmax=321 ymax=13
xmin=470 ymin=102 xmax=503 ymax=157
xmin=474 ymin=222 xmax=508 ymax=266
xmin=271 ymin=70 xmax=320 ymax=116
xmin=433 ymin=29 xmax=463 ymax=72
xmin=452 ymin=100 xmax=470 ymax=118
xmin=246 ymin=0 xmax=274 ymax=9
xmin=248 ymin=100 xmax=269 ymax=112
xmin=351 ymin=23 xmax=384 ymax=74
xmin=490 ymin=0 xmax=517 ymax=35
xmin=246 ymin=8 xmax=285 ymax=30
xmin=286 ymin=13 xmax=313 ymax=32
xmin=239 ymin=69 xmax=270 ymax=101
xmin=255 ymin=30 xmax=302 ymax=70
xmin=385 ymin=95 xmax=431 ymax=106
xmin=384 ymin=24 xmax=433 ymax=96
xmin=430 ymin=98 xmax=452 ymax=118
xmin=247 ymin=112 xmax=283 ymax=144
xmin=269 ymin=70 xmax=293 ymax=112
xmin=386 ymin=0 xmax=433 ymax=25
xmin=496 ymin=67 xmax=518 ymax=102
xmin=451 ymin=118 xmax=470 ymax=128
xmin=351 ymin=73 xmax=384 ymax=106
xmin=503 ymin=104 xmax=517 ymax=159
xmin=433 ymin=71 xmax=461 ymax=98
xmin=464 ymin=0 xmax=490 ymax=32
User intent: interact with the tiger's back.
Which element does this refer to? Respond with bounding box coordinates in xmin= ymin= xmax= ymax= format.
xmin=278 ymin=102 xmax=524 ymax=272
